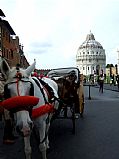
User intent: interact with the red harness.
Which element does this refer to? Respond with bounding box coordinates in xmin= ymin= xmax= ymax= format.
xmin=32 ymin=103 xmax=54 ymax=118
xmin=0 ymin=72 xmax=55 ymax=117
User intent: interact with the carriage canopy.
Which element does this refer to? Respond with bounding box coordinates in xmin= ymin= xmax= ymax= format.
xmin=47 ymin=67 xmax=80 ymax=83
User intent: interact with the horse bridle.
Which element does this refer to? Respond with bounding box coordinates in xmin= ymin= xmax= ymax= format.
xmin=4 ymin=71 xmax=34 ymax=115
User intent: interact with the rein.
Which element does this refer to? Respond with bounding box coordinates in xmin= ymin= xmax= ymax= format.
xmin=32 ymin=78 xmax=48 ymax=104
xmin=6 ymin=79 xmax=33 ymax=96
xmin=4 ymin=74 xmax=34 ymax=118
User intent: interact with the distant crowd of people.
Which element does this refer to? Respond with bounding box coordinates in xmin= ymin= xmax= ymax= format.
xmin=31 ymin=69 xmax=49 ymax=78
xmin=83 ymin=73 xmax=119 ymax=93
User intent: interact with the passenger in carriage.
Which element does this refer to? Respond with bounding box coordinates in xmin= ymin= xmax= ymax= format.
xmin=65 ymin=71 xmax=80 ymax=115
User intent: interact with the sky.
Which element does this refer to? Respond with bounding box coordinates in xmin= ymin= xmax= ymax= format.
xmin=1 ymin=0 xmax=119 ymax=69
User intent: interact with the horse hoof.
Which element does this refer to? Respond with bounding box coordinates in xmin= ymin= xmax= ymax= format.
xmin=75 ymin=114 xmax=79 ymax=119
xmin=47 ymin=148 xmax=51 ymax=154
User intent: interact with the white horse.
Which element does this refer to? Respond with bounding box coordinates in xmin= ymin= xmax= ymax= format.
xmin=1 ymin=60 xmax=59 ymax=159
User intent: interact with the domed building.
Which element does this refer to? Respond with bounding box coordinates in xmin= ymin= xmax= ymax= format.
xmin=76 ymin=32 xmax=106 ymax=76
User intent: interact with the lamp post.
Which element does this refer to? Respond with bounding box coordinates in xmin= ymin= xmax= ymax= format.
xmin=88 ymin=82 xmax=91 ymax=100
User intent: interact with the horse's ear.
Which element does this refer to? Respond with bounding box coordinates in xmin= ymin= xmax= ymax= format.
xmin=0 ymin=58 xmax=10 ymax=79
xmin=25 ymin=60 xmax=36 ymax=76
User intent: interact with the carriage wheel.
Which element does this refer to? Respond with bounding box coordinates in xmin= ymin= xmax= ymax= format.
xmin=79 ymin=95 xmax=85 ymax=118
xmin=78 ymin=74 xmax=85 ymax=118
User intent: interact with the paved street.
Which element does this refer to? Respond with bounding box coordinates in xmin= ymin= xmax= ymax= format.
xmin=0 ymin=85 xmax=119 ymax=159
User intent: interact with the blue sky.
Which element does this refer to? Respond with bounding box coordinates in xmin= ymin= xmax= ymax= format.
xmin=1 ymin=0 xmax=119 ymax=69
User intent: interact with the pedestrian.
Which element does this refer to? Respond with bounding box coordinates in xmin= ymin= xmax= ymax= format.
xmin=66 ymin=71 xmax=80 ymax=116
xmin=0 ymin=72 xmax=5 ymax=119
xmin=116 ymin=74 xmax=119 ymax=91
xmin=99 ymin=74 xmax=104 ymax=93
xmin=0 ymin=71 xmax=16 ymax=144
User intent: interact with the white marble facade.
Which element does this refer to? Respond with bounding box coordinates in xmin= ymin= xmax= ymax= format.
xmin=76 ymin=32 xmax=106 ymax=76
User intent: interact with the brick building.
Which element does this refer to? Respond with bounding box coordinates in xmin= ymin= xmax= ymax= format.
xmin=0 ymin=9 xmax=29 ymax=68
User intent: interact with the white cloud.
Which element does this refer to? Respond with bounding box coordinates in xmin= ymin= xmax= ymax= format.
xmin=1 ymin=0 xmax=119 ymax=68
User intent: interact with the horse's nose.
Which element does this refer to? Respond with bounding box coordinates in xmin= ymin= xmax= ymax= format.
xmin=21 ymin=126 xmax=31 ymax=137
xmin=16 ymin=121 xmax=32 ymax=136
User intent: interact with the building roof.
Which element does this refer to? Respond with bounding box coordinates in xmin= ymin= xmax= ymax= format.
xmin=0 ymin=10 xmax=15 ymax=35
xmin=0 ymin=9 xmax=5 ymax=17
xmin=1 ymin=19 xmax=16 ymax=35
xmin=78 ymin=32 xmax=103 ymax=50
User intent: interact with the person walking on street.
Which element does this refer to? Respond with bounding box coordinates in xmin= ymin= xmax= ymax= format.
xmin=0 ymin=71 xmax=16 ymax=144
xmin=99 ymin=74 xmax=104 ymax=93
xmin=116 ymin=75 xmax=119 ymax=91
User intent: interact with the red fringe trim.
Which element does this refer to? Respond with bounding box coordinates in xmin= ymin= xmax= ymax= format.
xmin=0 ymin=96 xmax=39 ymax=110
xmin=32 ymin=104 xmax=54 ymax=118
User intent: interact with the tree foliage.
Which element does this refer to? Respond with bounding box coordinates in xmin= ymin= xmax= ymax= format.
xmin=106 ymin=64 xmax=114 ymax=68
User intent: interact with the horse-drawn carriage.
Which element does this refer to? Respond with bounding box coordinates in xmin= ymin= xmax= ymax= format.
xmin=0 ymin=57 xmax=84 ymax=159
xmin=47 ymin=67 xmax=85 ymax=134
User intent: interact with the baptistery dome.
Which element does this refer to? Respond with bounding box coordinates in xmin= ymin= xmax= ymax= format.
xmin=76 ymin=32 xmax=106 ymax=76
xmin=79 ymin=32 xmax=103 ymax=50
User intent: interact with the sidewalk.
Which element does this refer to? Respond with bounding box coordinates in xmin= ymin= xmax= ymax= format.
xmin=95 ymin=83 xmax=119 ymax=92
xmin=84 ymin=82 xmax=119 ymax=92
xmin=84 ymin=84 xmax=119 ymax=102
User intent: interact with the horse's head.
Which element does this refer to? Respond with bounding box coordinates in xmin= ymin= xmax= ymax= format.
xmin=6 ymin=67 xmax=34 ymax=97
xmin=1 ymin=60 xmax=36 ymax=136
